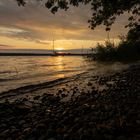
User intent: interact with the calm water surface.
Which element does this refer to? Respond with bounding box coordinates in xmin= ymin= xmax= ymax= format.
xmin=0 ymin=56 xmax=89 ymax=93
xmin=0 ymin=56 xmax=129 ymax=93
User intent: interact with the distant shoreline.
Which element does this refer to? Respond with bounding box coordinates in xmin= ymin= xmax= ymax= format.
xmin=0 ymin=53 xmax=88 ymax=56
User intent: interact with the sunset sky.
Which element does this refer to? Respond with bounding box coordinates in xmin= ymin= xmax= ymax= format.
xmin=0 ymin=0 xmax=129 ymax=50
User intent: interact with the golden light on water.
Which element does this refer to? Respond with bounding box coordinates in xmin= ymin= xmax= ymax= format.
xmin=55 ymin=56 xmax=65 ymax=78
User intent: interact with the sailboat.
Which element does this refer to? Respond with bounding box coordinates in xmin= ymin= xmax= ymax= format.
xmin=52 ymin=37 xmax=65 ymax=56
xmin=52 ymin=36 xmax=58 ymax=56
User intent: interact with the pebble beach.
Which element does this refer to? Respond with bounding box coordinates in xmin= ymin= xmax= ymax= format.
xmin=0 ymin=62 xmax=140 ymax=140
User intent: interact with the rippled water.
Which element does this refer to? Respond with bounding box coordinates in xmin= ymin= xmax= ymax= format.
xmin=0 ymin=56 xmax=89 ymax=93
xmin=0 ymin=56 xmax=129 ymax=94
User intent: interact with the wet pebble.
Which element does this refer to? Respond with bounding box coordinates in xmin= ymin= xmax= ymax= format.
xmin=23 ymin=127 xmax=31 ymax=134
xmin=19 ymin=120 xmax=26 ymax=126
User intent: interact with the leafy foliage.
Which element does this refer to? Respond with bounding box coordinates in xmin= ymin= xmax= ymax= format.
xmin=16 ymin=0 xmax=140 ymax=30
xmin=90 ymin=41 xmax=118 ymax=61
xmin=89 ymin=30 xmax=140 ymax=61
xmin=127 ymin=24 xmax=140 ymax=42
xmin=89 ymin=24 xmax=140 ymax=61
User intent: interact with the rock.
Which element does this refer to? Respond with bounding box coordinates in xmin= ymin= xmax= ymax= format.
xmin=93 ymin=134 xmax=103 ymax=140
xmin=116 ymin=136 xmax=127 ymax=140
xmin=74 ymin=117 xmax=79 ymax=122
xmin=18 ymin=135 xmax=25 ymax=140
xmin=14 ymin=104 xmax=31 ymax=115
xmin=61 ymin=93 xmax=67 ymax=98
xmin=23 ymin=127 xmax=31 ymax=134
xmin=0 ymin=123 xmax=7 ymax=129
xmin=91 ymin=104 xmax=96 ymax=109
xmin=132 ymin=135 xmax=140 ymax=140
xmin=6 ymin=138 xmax=12 ymax=140
xmin=88 ymin=122 xmax=94 ymax=127
xmin=10 ymin=128 xmax=19 ymax=134
xmin=23 ymin=123 xmax=29 ymax=128
xmin=136 ymin=120 xmax=140 ymax=124
xmin=62 ymin=88 xmax=66 ymax=91
xmin=58 ymin=90 xmax=62 ymax=94
xmin=87 ymin=82 xmax=92 ymax=86
xmin=80 ymin=134 xmax=90 ymax=140
xmin=63 ymin=134 xmax=69 ymax=140
xmin=1 ymin=129 xmax=10 ymax=136
xmin=36 ymin=123 xmax=46 ymax=130
xmin=47 ymin=129 xmax=55 ymax=138
xmin=104 ymin=134 xmax=113 ymax=140
xmin=47 ymin=137 xmax=56 ymax=140
xmin=19 ymin=120 xmax=26 ymax=126
xmin=38 ymin=135 xmax=47 ymax=140
xmin=22 ymin=98 xmax=28 ymax=102
xmin=34 ymin=96 xmax=40 ymax=100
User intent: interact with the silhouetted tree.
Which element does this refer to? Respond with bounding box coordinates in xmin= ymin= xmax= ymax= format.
xmin=16 ymin=0 xmax=140 ymax=31
xmin=127 ymin=25 xmax=140 ymax=42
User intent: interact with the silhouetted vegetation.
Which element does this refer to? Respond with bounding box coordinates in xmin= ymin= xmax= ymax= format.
xmin=89 ymin=25 xmax=140 ymax=61
xmin=16 ymin=0 xmax=140 ymax=61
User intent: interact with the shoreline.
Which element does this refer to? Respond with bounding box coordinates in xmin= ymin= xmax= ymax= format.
xmin=0 ymin=61 xmax=130 ymax=102
xmin=0 ymin=71 xmax=88 ymax=101
xmin=0 ymin=53 xmax=88 ymax=56
xmin=0 ymin=63 xmax=140 ymax=140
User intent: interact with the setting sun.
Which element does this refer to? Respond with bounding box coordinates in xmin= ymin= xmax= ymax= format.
xmin=55 ymin=47 xmax=64 ymax=51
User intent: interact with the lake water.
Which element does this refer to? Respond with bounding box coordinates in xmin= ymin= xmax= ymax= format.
xmin=0 ymin=56 xmax=90 ymax=93
xmin=0 ymin=56 xmax=129 ymax=94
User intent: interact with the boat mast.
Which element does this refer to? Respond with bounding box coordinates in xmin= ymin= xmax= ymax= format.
xmin=81 ymin=46 xmax=84 ymax=55
xmin=52 ymin=34 xmax=55 ymax=54
xmin=53 ymin=37 xmax=54 ymax=54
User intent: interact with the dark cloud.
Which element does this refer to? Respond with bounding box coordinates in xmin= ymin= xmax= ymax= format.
xmin=0 ymin=0 xmax=129 ymax=44
xmin=0 ymin=44 xmax=13 ymax=49
xmin=35 ymin=40 xmax=51 ymax=45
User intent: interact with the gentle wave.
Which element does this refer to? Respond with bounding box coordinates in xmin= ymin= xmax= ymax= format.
xmin=40 ymin=64 xmax=63 ymax=67
xmin=0 ymin=72 xmax=87 ymax=100
xmin=0 ymin=78 xmax=15 ymax=82
xmin=0 ymin=56 xmax=87 ymax=93
xmin=0 ymin=70 xmax=81 ymax=84
xmin=0 ymin=70 xmax=17 ymax=74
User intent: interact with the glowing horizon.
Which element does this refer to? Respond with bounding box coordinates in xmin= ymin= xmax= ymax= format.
xmin=0 ymin=1 xmax=128 ymax=51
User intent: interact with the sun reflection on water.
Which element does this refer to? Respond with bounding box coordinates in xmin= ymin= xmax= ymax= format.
xmin=55 ymin=56 xmax=65 ymax=78
xmin=0 ymin=56 xmax=86 ymax=93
